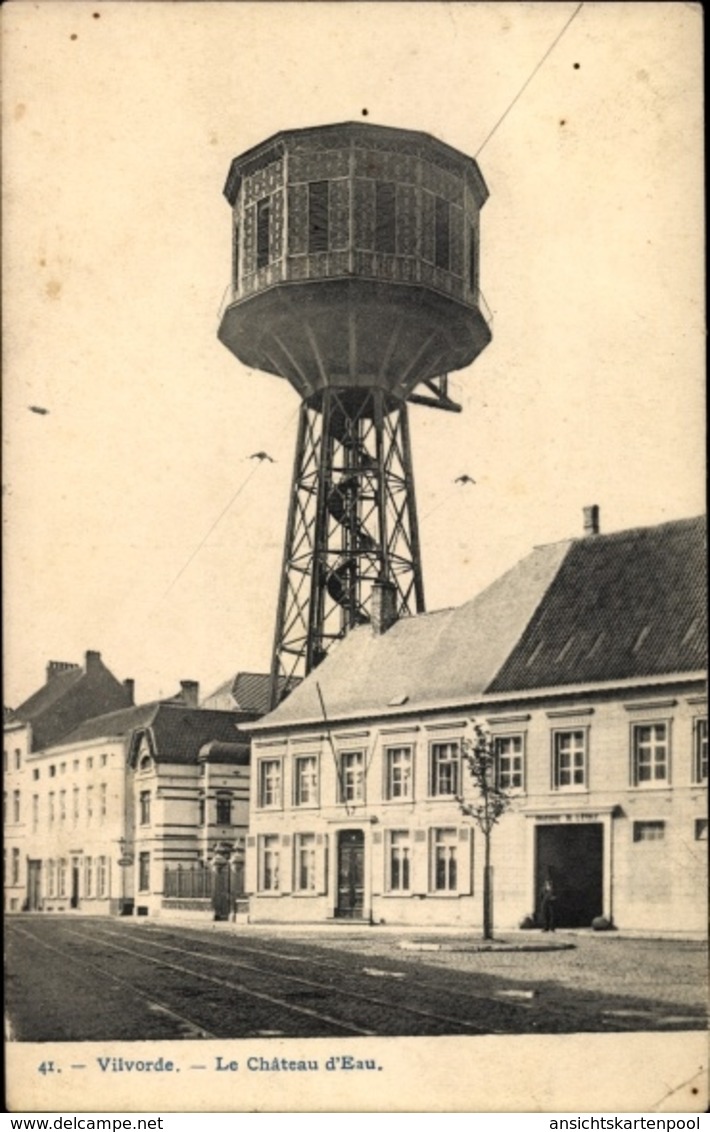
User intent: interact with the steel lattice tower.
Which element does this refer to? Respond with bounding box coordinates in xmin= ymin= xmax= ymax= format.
xmin=218 ymin=123 xmax=491 ymax=708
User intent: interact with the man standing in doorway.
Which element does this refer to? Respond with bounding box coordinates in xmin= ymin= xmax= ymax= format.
xmin=541 ymin=875 xmax=556 ymax=932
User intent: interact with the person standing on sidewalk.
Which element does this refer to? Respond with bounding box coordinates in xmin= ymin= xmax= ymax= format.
xmin=540 ymin=876 xmax=557 ymax=932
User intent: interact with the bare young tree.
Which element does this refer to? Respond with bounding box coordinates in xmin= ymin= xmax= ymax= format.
xmin=458 ymin=721 xmax=512 ymax=940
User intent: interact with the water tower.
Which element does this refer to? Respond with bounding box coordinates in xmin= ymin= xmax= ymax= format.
xmin=218 ymin=123 xmax=491 ymax=707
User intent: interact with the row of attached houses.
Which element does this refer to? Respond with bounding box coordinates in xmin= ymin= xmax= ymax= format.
xmin=4 ymin=513 xmax=707 ymax=934
xmin=3 ymin=651 xmax=134 ymax=912
xmin=244 ymin=514 xmax=707 ymax=933
xmin=4 ymin=663 xmax=270 ymax=916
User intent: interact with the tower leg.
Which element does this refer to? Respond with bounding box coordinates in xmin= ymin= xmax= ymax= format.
xmin=269 ymin=389 xmax=425 ymax=708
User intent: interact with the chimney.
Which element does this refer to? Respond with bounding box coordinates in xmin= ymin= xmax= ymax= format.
xmin=583 ymin=505 xmax=600 ymax=537
xmin=180 ymin=680 xmax=200 ymax=708
xmin=46 ymin=660 xmax=80 ymax=684
xmin=370 ymin=579 xmax=398 ymax=636
xmin=123 ymin=679 xmax=135 ymax=705
xmin=85 ymin=650 xmax=102 ymax=672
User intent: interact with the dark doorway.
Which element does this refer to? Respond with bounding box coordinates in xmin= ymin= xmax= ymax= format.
xmin=27 ymin=860 xmax=42 ymax=911
xmin=336 ymin=830 xmax=365 ymax=919
xmin=535 ymin=823 xmax=603 ymax=928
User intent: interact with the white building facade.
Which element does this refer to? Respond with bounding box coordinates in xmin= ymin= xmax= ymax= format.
xmin=245 ymin=515 xmax=708 ymax=933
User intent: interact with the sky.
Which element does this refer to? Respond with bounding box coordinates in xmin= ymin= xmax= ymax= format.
xmin=2 ymin=1 xmax=704 ymax=709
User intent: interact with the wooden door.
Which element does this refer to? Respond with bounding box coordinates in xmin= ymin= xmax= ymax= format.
xmin=336 ymin=830 xmax=365 ymax=918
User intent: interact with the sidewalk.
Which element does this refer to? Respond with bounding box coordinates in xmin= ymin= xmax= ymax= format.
xmin=142 ymin=911 xmax=706 ymax=945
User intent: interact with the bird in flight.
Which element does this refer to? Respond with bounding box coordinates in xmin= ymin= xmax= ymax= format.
xmin=28 ymin=406 xmax=49 ymax=416
xmin=455 ymin=474 xmax=476 ymax=485
xmin=249 ymin=451 xmax=275 ymax=463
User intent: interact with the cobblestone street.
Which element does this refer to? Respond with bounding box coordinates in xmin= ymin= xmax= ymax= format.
xmin=5 ymin=916 xmax=707 ymax=1041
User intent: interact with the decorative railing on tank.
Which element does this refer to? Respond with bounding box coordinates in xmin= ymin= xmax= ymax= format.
xmin=163 ymin=865 xmax=214 ymax=900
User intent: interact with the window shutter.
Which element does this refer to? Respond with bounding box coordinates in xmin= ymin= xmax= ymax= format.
xmin=371 ymin=829 xmax=384 ymax=896
xmin=280 ymin=834 xmax=292 ymax=893
xmin=458 ymin=826 xmax=473 ymax=895
xmin=315 ymin=833 xmax=328 ymax=895
xmin=411 ymin=828 xmax=428 ymax=895
xmin=245 ymin=836 xmax=257 ymax=895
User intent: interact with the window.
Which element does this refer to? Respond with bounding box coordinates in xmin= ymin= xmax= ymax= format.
xmin=694 ymin=819 xmax=708 ymax=841
xmin=385 ymin=746 xmax=413 ymax=800
xmin=32 ymin=768 xmax=40 ymax=781
xmin=633 ymin=820 xmax=665 ymax=842
xmin=85 ymin=856 xmax=93 ymax=897
xmin=694 ymin=718 xmax=708 ymax=783
xmin=375 ymin=181 xmax=396 ymax=253
xmin=259 ymin=835 xmax=280 ymax=892
xmin=139 ymin=790 xmax=151 ymax=825
xmin=295 ymin=833 xmax=316 ymax=892
xmin=430 ymin=742 xmax=459 ymax=797
xmin=47 ymin=860 xmax=55 ymax=898
xmin=32 ymin=794 xmax=39 ymax=832
xmin=57 ymin=859 xmax=67 ymax=898
xmin=100 ymin=754 xmax=108 ymax=767
xmin=258 ymin=760 xmax=282 ymax=809
xmin=388 ymin=830 xmax=411 ymax=892
xmin=73 ymin=760 xmax=79 ymax=772
xmin=233 ymin=221 xmax=240 ymax=288
xmin=15 ymin=749 xmax=21 ymax=770
xmin=308 ymin=181 xmax=329 ymax=252
xmin=59 ymin=790 xmax=66 ymax=822
xmin=13 ymin=790 xmax=20 ymax=823
xmin=632 ymin=722 xmax=669 ymax=786
xmin=49 ymin=765 xmax=56 ymax=778
xmin=553 ymin=730 xmax=587 ymax=790
xmin=294 ymin=756 xmax=318 ymax=806
xmin=100 ymin=783 xmax=107 ymax=819
xmin=73 ymin=787 xmax=80 ymax=822
xmin=198 ymin=794 xmax=206 ymax=825
xmin=49 ymin=792 xmax=55 ymax=823
xmin=434 ymin=196 xmax=450 ymax=270
xmin=431 ymin=827 xmax=457 ymax=892
xmin=11 ymin=848 xmax=20 ymax=885
xmin=60 ymin=762 xmax=66 ymax=775
xmin=97 ymin=856 xmax=108 ymax=898
xmin=138 ymin=852 xmax=150 ymax=893
xmin=216 ymin=795 xmax=232 ymax=825
xmin=339 ymin=750 xmax=364 ymax=804
xmin=256 ymin=197 xmax=271 ymax=268
xmin=87 ymin=757 xmax=93 ymax=770
xmin=496 ymin=735 xmax=524 ymax=791
xmin=469 ymin=223 xmax=479 ymax=291
xmin=86 ymin=785 xmax=94 ymax=821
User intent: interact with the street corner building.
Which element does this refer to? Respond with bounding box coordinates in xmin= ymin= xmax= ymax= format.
xmin=244 ymin=512 xmax=708 ymax=934
xmin=3 ymin=671 xmax=268 ymax=918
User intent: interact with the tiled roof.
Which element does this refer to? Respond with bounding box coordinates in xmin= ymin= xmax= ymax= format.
xmin=14 ymin=666 xmax=84 ymax=722
xmin=140 ymin=706 xmax=242 ymax=765
xmin=57 ymin=702 xmax=164 ymax=746
xmin=260 ymin=537 xmax=571 ymax=727
xmin=198 ymin=740 xmax=250 ymax=766
xmin=9 ymin=654 xmax=132 ymax=750
xmin=490 ymin=515 xmax=707 ymax=691
xmin=202 ymin=671 xmax=299 ymax=715
xmin=255 ymin=515 xmax=707 ymax=730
